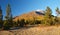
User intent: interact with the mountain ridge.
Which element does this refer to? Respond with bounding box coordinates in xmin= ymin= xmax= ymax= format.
xmin=13 ymin=10 xmax=45 ymax=21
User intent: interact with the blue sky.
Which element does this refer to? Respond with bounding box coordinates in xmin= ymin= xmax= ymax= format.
xmin=0 ymin=0 xmax=60 ymax=17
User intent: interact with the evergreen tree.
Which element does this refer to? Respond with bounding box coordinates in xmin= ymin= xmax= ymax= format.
xmin=56 ymin=7 xmax=60 ymax=16
xmin=55 ymin=7 xmax=60 ymax=24
xmin=25 ymin=20 xmax=29 ymax=25
xmin=20 ymin=19 xmax=25 ymax=27
xmin=9 ymin=14 xmax=13 ymax=27
xmin=44 ymin=6 xmax=53 ymax=25
xmin=0 ymin=6 xmax=3 ymax=28
xmin=16 ymin=19 xmax=20 ymax=27
xmin=4 ymin=4 xmax=13 ymax=29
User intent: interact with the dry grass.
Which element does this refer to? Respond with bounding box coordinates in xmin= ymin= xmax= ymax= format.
xmin=13 ymin=11 xmax=44 ymax=21
xmin=0 ymin=25 xmax=60 ymax=35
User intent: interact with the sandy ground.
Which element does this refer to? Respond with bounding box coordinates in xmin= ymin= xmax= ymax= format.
xmin=0 ymin=25 xmax=60 ymax=35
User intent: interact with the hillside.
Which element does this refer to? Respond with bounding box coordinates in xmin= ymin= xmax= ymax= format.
xmin=13 ymin=10 xmax=45 ymax=21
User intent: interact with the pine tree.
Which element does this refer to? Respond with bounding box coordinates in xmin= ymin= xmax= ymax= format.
xmin=16 ymin=19 xmax=20 ymax=27
xmin=55 ymin=7 xmax=60 ymax=24
xmin=5 ymin=4 xmax=12 ymax=20
xmin=4 ymin=4 xmax=13 ymax=29
xmin=44 ymin=6 xmax=53 ymax=25
xmin=0 ymin=6 xmax=3 ymax=28
xmin=56 ymin=7 xmax=60 ymax=16
xmin=20 ymin=19 xmax=25 ymax=27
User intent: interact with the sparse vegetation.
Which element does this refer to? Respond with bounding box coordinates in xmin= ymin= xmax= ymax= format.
xmin=0 ymin=3 xmax=60 ymax=30
xmin=0 ymin=0 xmax=60 ymax=35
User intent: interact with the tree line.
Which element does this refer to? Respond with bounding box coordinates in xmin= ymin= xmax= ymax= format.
xmin=0 ymin=4 xmax=60 ymax=30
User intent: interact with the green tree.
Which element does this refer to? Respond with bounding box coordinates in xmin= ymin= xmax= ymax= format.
xmin=44 ymin=6 xmax=53 ymax=25
xmin=0 ymin=6 xmax=3 ymax=28
xmin=25 ymin=20 xmax=29 ymax=25
xmin=20 ymin=19 xmax=25 ymax=27
xmin=4 ymin=4 xmax=13 ymax=29
xmin=56 ymin=7 xmax=60 ymax=16
xmin=55 ymin=7 xmax=60 ymax=24
xmin=3 ymin=20 xmax=10 ymax=30
xmin=16 ymin=19 xmax=20 ymax=27
xmin=9 ymin=14 xmax=13 ymax=27
xmin=35 ymin=20 xmax=41 ymax=24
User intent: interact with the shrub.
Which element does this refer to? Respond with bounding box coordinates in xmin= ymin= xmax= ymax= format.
xmin=20 ymin=19 xmax=25 ymax=27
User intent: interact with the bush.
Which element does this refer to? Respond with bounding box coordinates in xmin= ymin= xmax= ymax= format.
xmin=0 ymin=21 xmax=3 ymax=28
xmin=35 ymin=20 xmax=41 ymax=24
xmin=20 ymin=19 xmax=25 ymax=27
xmin=25 ymin=20 xmax=29 ymax=25
xmin=3 ymin=20 xmax=10 ymax=30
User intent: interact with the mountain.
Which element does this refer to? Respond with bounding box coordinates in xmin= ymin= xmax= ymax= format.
xmin=13 ymin=10 xmax=45 ymax=21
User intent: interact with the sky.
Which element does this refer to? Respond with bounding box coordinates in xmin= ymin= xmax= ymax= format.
xmin=0 ymin=0 xmax=60 ymax=18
